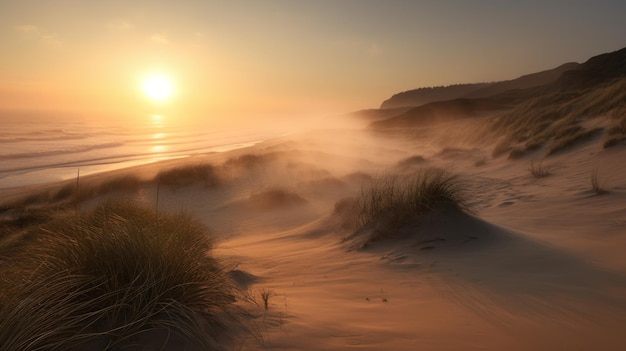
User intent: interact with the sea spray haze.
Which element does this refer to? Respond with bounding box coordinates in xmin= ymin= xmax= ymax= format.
xmin=0 ymin=112 xmax=275 ymax=189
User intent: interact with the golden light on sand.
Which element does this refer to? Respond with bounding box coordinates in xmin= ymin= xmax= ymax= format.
xmin=142 ymin=75 xmax=173 ymax=102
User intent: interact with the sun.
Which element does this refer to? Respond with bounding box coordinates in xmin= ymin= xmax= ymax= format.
xmin=142 ymin=75 xmax=173 ymax=102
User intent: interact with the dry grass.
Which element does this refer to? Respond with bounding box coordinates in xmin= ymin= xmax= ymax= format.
xmin=247 ymin=188 xmax=307 ymax=209
xmin=397 ymin=155 xmax=427 ymax=167
xmin=507 ymin=147 xmax=526 ymax=160
xmin=546 ymin=127 xmax=603 ymax=155
xmin=491 ymin=139 xmax=511 ymax=158
xmin=603 ymin=113 xmax=626 ymax=148
xmin=0 ymin=201 xmax=243 ymax=350
xmin=4 ymin=174 xmax=145 ymax=210
xmin=260 ymin=289 xmax=273 ymax=311
xmin=222 ymin=153 xmax=281 ymax=174
xmin=491 ymin=77 xmax=626 ymax=157
xmin=341 ymin=168 xmax=466 ymax=244
xmin=155 ymin=163 xmax=221 ymax=188
xmin=529 ymin=161 xmax=550 ymax=178
xmin=590 ymin=169 xmax=606 ymax=195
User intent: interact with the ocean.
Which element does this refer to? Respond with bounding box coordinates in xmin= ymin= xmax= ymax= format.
xmin=0 ymin=113 xmax=278 ymax=190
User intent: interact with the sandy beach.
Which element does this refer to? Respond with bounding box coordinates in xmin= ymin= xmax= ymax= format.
xmin=2 ymin=9 xmax=626 ymax=345
xmin=2 ymin=113 xmax=625 ymax=349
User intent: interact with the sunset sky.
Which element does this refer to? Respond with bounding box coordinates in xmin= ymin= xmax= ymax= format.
xmin=1 ymin=0 xmax=625 ymax=124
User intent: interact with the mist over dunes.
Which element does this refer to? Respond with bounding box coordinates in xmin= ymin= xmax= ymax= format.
xmin=2 ymin=46 xmax=626 ymax=350
xmin=368 ymin=47 xmax=626 ymax=136
xmin=378 ymin=46 xmax=626 ymax=113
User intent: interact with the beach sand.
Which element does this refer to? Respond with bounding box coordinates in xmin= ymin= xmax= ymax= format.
xmin=2 ymin=120 xmax=626 ymax=350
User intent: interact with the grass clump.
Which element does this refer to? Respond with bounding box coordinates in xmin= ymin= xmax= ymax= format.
xmin=397 ymin=155 xmax=427 ymax=167
xmin=491 ymin=78 xmax=626 ymax=156
xmin=155 ymin=163 xmax=220 ymax=188
xmin=546 ymin=127 xmax=603 ymax=155
xmin=603 ymin=114 xmax=626 ymax=148
xmin=341 ymin=168 xmax=466 ymax=244
xmin=491 ymin=139 xmax=511 ymax=158
xmin=529 ymin=161 xmax=550 ymax=178
xmin=5 ymin=174 xmax=145 ymax=209
xmin=0 ymin=201 xmax=242 ymax=350
xmin=247 ymin=188 xmax=307 ymax=209
xmin=590 ymin=168 xmax=606 ymax=195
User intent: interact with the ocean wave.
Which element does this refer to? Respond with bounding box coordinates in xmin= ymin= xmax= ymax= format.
xmin=0 ymin=142 xmax=126 ymax=160
xmin=0 ymin=134 xmax=89 ymax=144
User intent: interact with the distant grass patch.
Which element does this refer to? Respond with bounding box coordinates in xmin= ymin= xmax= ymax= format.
xmin=491 ymin=77 xmax=626 ymax=157
xmin=590 ymin=168 xmax=606 ymax=195
xmin=5 ymin=174 xmax=145 ymax=209
xmin=155 ymin=163 xmax=220 ymax=188
xmin=247 ymin=188 xmax=307 ymax=209
xmin=507 ymin=147 xmax=526 ymax=160
xmin=340 ymin=168 xmax=466 ymax=245
xmin=397 ymin=155 xmax=427 ymax=167
xmin=491 ymin=139 xmax=511 ymax=158
xmin=603 ymin=114 xmax=626 ymax=148
xmin=546 ymin=127 xmax=602 ymax=155
xmin=529 ymin=161 xmax=550 ymax=178
xmin=0 ymin=201 xmax=243 ymax=350
xmin=222 ymin=153 xmax=281 ymax=173
xmin=474 ymin=158 xmax=487 ymax=167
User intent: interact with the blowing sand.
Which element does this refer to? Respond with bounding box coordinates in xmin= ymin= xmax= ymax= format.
xmin=2 ymin=120 xmax=626 ymax=350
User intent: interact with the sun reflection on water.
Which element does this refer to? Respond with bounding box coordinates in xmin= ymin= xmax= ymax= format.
xmin=151 ymin=145 xmax=168 ymax=153
xmin=151 ymin=114 xmax=164 ymax=128
xmin=150 ymin=115 xmax=168 ymax=153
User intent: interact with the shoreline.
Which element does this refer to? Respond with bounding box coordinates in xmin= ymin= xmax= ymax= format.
xmin=0 ymin=139 xmax=266 ymax=191
xmin=2 ymin=121 xmax=626 ymax=350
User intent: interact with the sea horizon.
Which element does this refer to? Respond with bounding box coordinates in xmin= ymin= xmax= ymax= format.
xmin=0 ymin=111 xmax=278 ymax=189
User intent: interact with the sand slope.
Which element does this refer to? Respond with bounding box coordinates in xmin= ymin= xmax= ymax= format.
xmin=147 ymin=124 xmax=626 ymax=350
xmin=2 ymin=121 xmax=626 ymax=350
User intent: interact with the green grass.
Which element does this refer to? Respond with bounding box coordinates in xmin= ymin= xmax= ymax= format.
xmin=341 ymin=168 xmax=466 ymax=245
xmin=0 ymin=201 xmax=242 ymax=350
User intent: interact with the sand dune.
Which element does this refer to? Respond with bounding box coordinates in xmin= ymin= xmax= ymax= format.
xmin=2 ymin=111 xmax=625 ymax=350
xmin=3 ymin=46 xmax=626 ymax=348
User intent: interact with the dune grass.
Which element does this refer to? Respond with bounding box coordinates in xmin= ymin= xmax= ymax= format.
xmin=52 ymin=173 xmax=144 ymax=203
xmin=341 ymin=168 xmax=466 ymax=244
xmin=4 ymin=174 xmax=145 ymax=211
xmin=222 ymin=153 xmax=281 ymax=173
xmin=5 ymin=164 xmax=224 ymax=211
xmin=0 ymin=201 xmax=242 ymax=350
xmin=590 ymin=169 xmax=606 ymax=195
xmin=491 ymin=77 xmax=626 ymax=158
xmin=397 ymin=155 xmax=427 ymax=167
xmin=546 ymin=127 xmax=603 ymax=155
xmin=529 ymin=161 xmax=550 ymax=178
xmin=155 ymin=163 xmax=221 ymax=188
xmin=603 ymin=113 xmax=626 ymax=148
xmin=247 ymin=188 xmax=307 ymax=209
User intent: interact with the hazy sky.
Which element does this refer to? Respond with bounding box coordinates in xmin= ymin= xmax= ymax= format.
xmin=1 ymin=0 xmax=625 ymax=123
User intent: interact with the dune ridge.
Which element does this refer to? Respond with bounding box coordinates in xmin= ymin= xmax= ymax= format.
xmin=2 ymin=47 xmax=626 ymax=350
